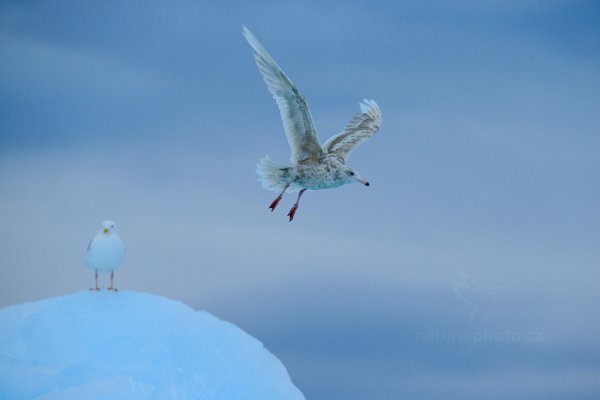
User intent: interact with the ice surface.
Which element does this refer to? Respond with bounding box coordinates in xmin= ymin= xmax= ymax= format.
xmin=0 ymin=291 xmax=305 ymax=400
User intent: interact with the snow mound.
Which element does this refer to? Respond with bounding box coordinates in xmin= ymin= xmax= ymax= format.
xmin=0 ymin=291 xmax=305 ymax=400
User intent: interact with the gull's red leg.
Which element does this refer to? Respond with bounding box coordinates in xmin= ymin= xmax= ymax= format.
xmin=287 ymin=189 xmax=306 ymax=222
xmin=90 ymin=269 xmax=100 ymax=291
xmin=269 ymin=183 xmax=290 ymax=211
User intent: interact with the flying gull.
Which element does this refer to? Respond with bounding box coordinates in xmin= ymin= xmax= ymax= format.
xmin=243 ymin=26 xmax=382 ymax=221
xmin=85 ymin=220 xmax=125 ymax=291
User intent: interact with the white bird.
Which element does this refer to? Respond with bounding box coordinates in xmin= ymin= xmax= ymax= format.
xmin=243 ymin=26 xmax=382 ymax=221
xmin=85 ymin=220 xmax=125 ymax=291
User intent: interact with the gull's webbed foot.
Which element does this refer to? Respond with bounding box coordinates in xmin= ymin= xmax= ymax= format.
xmin=269 ymin=195 xmax=283 ymax=211
xmin=107 ymin=271 xmax=118 ymax=292
xmin=287 ymin=204 xmax=299 ymax=221
xmin=269 ymin=183 xmax=290 ymax=212
xmin=287 ymin=189 xmax=306 ymax=222
xmin=90 ymin=269 xmax=100 ymax=291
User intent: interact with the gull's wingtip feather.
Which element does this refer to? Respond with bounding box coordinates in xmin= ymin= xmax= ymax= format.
xmin=242 ymin=25 xmax=252 ymax=39
xmin=242 ymin=26 xmax=258 ymax=48
xmin=359 ymin=99 xmax=381 ymax=121
xmin=242 ymin=26 xmax=274 ymax=63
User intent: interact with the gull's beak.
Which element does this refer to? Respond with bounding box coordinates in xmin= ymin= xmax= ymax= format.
xmin=357 ymin=178 xmax=370 ymax=186
xmin=103 ymin=227 xmax=109 ymax=234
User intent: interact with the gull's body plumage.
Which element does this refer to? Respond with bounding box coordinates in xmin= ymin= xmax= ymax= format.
xmin=243 ymin=26 xmax=381 ymax=220
xmin=85 ymin=220 xmax=125 ymax=291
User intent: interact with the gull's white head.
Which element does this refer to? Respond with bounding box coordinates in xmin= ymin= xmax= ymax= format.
xmin=344 ymin=167 xmax=370 ymax=187
xmin=101 ymin=220 xmax=117 ymax=235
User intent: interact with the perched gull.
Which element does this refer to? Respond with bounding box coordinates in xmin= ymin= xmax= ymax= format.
xmin=85 ymin=220 xmax=125 ymax=291
xmin=243 ymin=26 xmax=382 ymax=221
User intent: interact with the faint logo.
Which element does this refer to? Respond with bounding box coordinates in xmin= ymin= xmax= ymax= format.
xmin=415 ymin=272 xmax=541 ymax=343
xmin=451 ymin=272 xmax=502 ymax=333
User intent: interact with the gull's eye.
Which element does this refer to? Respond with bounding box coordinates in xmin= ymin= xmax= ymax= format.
xmin=349 ymin=171 xmax=355 ymax=176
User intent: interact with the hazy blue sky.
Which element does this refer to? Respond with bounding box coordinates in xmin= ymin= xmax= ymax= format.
xmin=1 ymin=1 xmax=599 ymax=399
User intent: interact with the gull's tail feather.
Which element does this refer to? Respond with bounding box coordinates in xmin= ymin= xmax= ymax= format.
xmin=256 ymin=156 xmax=291 ymax=192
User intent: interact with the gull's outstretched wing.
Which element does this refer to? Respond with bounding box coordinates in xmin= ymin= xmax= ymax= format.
xmin=243 ymin=26 xmax=324 ymax=163
xmin=323 ymin=99 xmax=381 ymax=162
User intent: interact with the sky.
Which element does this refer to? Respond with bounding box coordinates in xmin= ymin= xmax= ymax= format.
xmin=1 ymin=1 xmax=599 ymax=399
